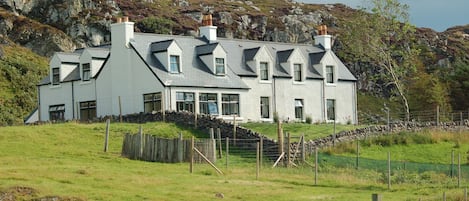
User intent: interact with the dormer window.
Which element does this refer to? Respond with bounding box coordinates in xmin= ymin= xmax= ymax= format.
xmin=260 ymin=62 xmax=269 ymax=80
xmin=294 ymin=64 xmax=303 ymax=82
xmin=170 ymin=55 xmax=180 ymax=73
xmin=215 ymin=58 xmax=225 ymax=75
xmin=52 ymin=68 xmax=60 ymax=85
xmin=326 ymin=65 xmax=334 ymax=84
xmin=82 ymin=63 xmax=91 ymax=81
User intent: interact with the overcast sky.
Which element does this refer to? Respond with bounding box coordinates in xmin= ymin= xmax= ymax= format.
xmin=298 ymin=0 xmax=469 ymax=32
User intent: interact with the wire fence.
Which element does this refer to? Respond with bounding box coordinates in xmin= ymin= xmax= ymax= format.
xmin=359 ymin=107 xmax=469 ymax=126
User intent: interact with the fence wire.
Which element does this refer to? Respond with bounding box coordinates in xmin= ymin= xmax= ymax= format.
xmin=317 ymin=153 xmax=469 ymax=178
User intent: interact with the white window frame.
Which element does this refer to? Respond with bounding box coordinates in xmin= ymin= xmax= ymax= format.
xmin=52 ymin=68 xmax=60 ymax=85
xmin=260 ymin=62 xmax=269 ymax=81
xmin=293 ymin=63 xmax=303 ymax=82
xmin=82 ymin=63 xmax=91 ymax=81
xmin=215 ymin=57 xmax=225 ymax=75
xmin=170 ymin=55 xmax=181 ymax=73
xmin=294 ymin=99 xmax=303 ymax=120
xmin=326 ymin=65 xmax=335 ymax=84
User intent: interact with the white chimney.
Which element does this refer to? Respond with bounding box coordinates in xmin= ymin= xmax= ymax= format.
xmin=199 ymin=14 xmax=217 ymax=42
xmin=111 ymin=16 xmax=134 ymax=48
xmin=314 ymin=25 xmax=332 ymax=50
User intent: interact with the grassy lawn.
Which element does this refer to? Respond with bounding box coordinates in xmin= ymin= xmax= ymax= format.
xmin=0 ymin=122 xmax=467 ymax=200
xmin=241 ymin=122 xmax=361 ymax=141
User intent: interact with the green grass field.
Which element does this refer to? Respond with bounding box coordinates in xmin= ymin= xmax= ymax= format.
xmin=0 ymin=122 xmax=467 ymax=200
xmin=241 ymin=122 xmax=361 ymax=141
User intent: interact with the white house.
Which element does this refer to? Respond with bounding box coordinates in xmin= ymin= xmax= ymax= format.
xmin=35 ymin=16 xmax=357 ymax=124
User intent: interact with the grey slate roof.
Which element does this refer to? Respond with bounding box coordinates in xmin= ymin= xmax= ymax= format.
xmin=87 ymin=48 xmax=110 ymax=59
xmin=63 ymin=66 xmax=80 ymax=82
xmin=38 ymin=74 xmax=50 ymax=85
xmin=195 ymin=43 xmax=219 ymax=55
xmin=56 ymin=52 xmax=80 ymax=64
xmin=277 ymin=49 xmax=294 ymax=63
xmin=130 ymin=34 xmax=250 ymax=89
xmin=309 ymin=52 xmax=325 ymax=65
xmin=150 ymin=40 xmax=174 ymax=53
xmin=244 ymin=47 xmax=260 ymax=61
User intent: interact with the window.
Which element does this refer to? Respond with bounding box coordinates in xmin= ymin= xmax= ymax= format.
xmin=260 ymin=62 xmax=269 ymax=80
xmin=199 ymin=93 xmax=218 ymax=115
xmin=144 ymin=93 xmax=162 ymax=113
xmin=176 ymin=92 xmax=195 ymax=113
xmin=170 ymin=55 xmax=180 ymax=73
xmin=295 ymin=99 xmax=303 ymax=120
xmin=260 ymin=97 xmax=270 ymax=118
xmin=215 ymin=58 xmax=225 ymax=75
xmin=294 ymin=64 xmax=302 ymax=82
xmin=80 ymin=101 xmax=96 ymax=121
xmin=326 ymin=65 xmax=334 ymax=84
xmin=327 ymin=99 xmax=336 ymax=120
xmin=222 ymin=94 xmax=239 ymax=115
xmin=52 ymin=68 xmax=60 ymax=85
xmin=82 ymin=63 xmax=91 ymax=81
xmin=49 ymin=104 xmax=65 ymax=121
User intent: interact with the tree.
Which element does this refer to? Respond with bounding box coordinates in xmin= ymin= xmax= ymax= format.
xmin=339 ymin=0 xmax=420 ymax=122
xmin=136 ymin=16 xmax=173 ymax=34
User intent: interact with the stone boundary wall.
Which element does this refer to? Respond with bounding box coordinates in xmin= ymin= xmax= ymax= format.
xmin=37 ymin=111 xmax=469 ymax=159
xmin=301 ymin=120 xmax=469 ymax=154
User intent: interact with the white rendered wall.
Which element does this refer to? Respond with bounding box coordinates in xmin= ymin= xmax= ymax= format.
xmin=38 ymin=82 xmax=74 ymax=121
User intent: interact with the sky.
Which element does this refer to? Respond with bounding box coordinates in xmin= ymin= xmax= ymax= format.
xmin=298 ymin=0 xmax=469 ymax=32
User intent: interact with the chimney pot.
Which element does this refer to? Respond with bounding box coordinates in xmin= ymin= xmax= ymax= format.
xmin=123 ymin=16 xmax=129 ymax=22
xmin=202 ymin=14 xmax=213 ymax=26
xmin=116 ymin=17 xmax=122 ymax=23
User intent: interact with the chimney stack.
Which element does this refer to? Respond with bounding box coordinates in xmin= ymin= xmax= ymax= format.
xmin=314 ymin=25 xmax=332 ymax=50
xmin=199 ymin=14 xmax=217 ymax=42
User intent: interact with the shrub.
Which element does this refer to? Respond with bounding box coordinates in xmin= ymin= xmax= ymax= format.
xmin=305 ymin=116 xmax=312 ymax=124
xmin=136 ymin=16 xmax=173 ymax=34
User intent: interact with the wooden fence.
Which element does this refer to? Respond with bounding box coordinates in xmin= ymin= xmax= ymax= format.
xmin=121 ymin=133 xmax=216 ymax=163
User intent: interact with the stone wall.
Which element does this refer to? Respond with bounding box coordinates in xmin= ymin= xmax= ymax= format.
xmin=99 ymin=111 xmax=469 ymax=158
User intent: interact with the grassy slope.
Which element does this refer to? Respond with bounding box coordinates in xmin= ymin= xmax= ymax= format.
xmin=241 ymin=122 xmax=360 ymax=141
xmin=1 ymin=122 xmax=467 ymax=200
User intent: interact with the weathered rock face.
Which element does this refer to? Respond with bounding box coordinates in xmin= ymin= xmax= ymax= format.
xmin=0 ymin=11 xmax=75 ymax=57
xmin=0 ymin=0 xmax=468 ymax=93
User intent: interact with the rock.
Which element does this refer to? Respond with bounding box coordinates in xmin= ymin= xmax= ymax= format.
xmin=215 ymin=192 xmax=224 ymax=198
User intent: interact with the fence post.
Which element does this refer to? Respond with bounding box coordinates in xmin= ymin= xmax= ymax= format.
xmin=256 ymin=142 xmax=260 ymax=180
xmin=387 ymin=151 xmax=391 ymax=190
xmin=287 ymin=132 xmax=291 ymax=168
xmin=464 ymin=187 xmax=467 ymax=201
xmin=458 ymin=153 xmax=461 ymax=188
xmin=314 ymin=148 xmax=318 ymax=186
xmin=333 ymin=119 xmax=336 ymax=147
xmin=178 ymin=132 xmax=183 ymax=162
xmin=461 ymin=112 xmax=464 ymax=126
xmin=260 ymin=136 xmax=263 ymax=167
xmin=301 ymin=133 xmax=305 ymax=163
xmin=437 ymin=105 xmax=440 ymax=126
xmin=443 ymin=192 xmax=446 ymax=201
xmin=217 ymin=128 xmax=222 ymax=159
xmin=278 ymin=121 xmax=284 ymax=157
xmin=372 ymin=194 xmax=382 ymax=201
xmin=139 ymin=125 xmax=143 ymax=159
xmin=190 ymin=136 xmax=194 ymax=173
xmin=210 ymin=128 xmax=216 ymax=161
xmin=104 ymin=119 xmax=110 ymax=152
xmin=356 ymin=140 xmax=359 ymax=170
xmin=233 ymin=115 xmax=237 ymax=146
xmin=452 ymin=150 xmax=455 ymax=178
xmin=118 ymin=96 xmax=122 ymax=123
xmin=225 ymin=137 xmax=229 ymax=169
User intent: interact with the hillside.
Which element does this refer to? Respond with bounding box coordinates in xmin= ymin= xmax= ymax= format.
xmin=1 ymin=122 xmax=468 ymax=200
xmin=0 ymin=0 xmax=468 ymax=125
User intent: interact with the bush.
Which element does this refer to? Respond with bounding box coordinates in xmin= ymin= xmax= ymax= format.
xmin=305 ymin=116 xmax=312 ymax=124
xmin=136 ymin=16 xmax=173 ymax=34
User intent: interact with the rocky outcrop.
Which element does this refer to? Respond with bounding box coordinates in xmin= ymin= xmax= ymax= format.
xmin=0 ymin=10 xmax=75 ymax=57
